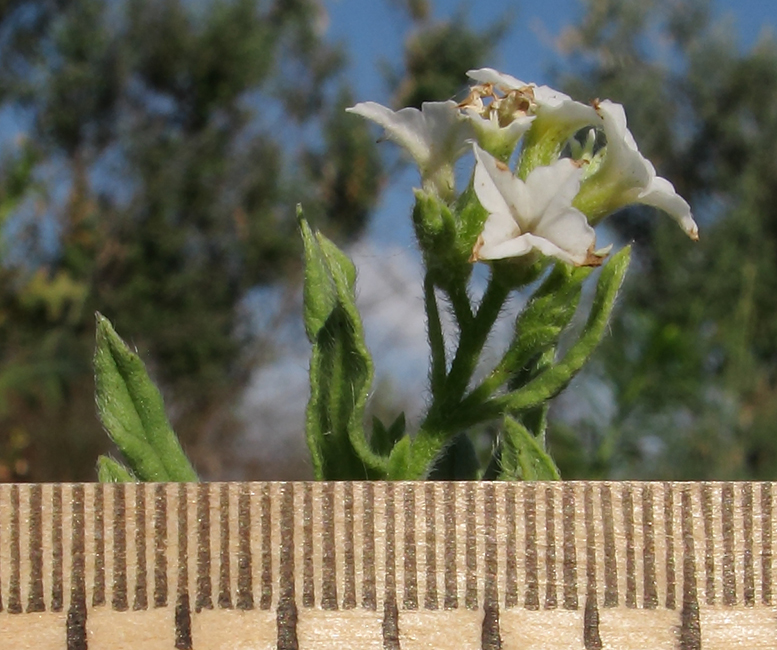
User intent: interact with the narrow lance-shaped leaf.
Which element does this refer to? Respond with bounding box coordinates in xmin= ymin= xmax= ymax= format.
xmin=486 ymin=246 xmax=631 ymax=418
xmin=96 ymin=455 xmax=136 ymax=483
xmin=300 ymin=214 xmax=387 ymax=479
xmin=94 ymin=313 xmax=198 ymax=482
xmin=461 ymin=262 xmax=591 ymax=410
xmin=498 ymin=416 xmax=560 ymax=480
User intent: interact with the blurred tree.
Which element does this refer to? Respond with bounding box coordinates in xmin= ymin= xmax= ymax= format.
xmin=547 ymin=0 xmax=777 ymax=480
xmin=385 ymin=0 xmax=508 ymax=108
xmin=0 ymin=0 xmax=505 ymax=481
xmin=0 ymin=0 xmax=383 ymax=480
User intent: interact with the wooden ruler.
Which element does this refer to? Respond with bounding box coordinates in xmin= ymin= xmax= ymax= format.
xmin=0 ymin=481 xmax=772 ymax=649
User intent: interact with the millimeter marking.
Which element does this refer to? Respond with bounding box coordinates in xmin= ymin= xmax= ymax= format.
xmin=0 ymin=481 xmax=775 ymax=649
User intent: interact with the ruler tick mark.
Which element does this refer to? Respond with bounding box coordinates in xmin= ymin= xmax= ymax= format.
xmin=523 ymin=484 xmax=538 ymax=611
xmin=133 ymin=483 xmax=147 ymax=611
xmin=342 ymin=482 xmax=356 ymax=610
xmin=277 ymin=483 xmax=299 ymax=650
xmin=93 ymin=483 xmax=105 ymax=608
xmin=482 ymin=484 xmax=501 ymax=650
xmin=321 ymin=482 xmax=338 ymax=610
xmin=153 ymin=484 xmax=167 ymax=608
xmin=761 ymin=482 xmax=772 ymax=605
xmin=642 ymin=484 xmax=658 ymax=609
xmin=113 ymin=482 xmax=128 ymax=611
xmin=238 ymin=483 xmax=254 ymax=610
xmin=562 ymin=484 xmax=577 ymax=610
xmin=742 ymin=482 xmax=755 ymax=606
xmin=403 ymin=483 xmax=418 ymax=610
xmin=544 ymin=485 xmax=557 ymax=610
xmin=195 ymin=483 xmax=212 ymax=612
xmin=27 ymin=483 xmax=45 ymax=613
xmin=701 ymin=483 xmax=715 ymax=606
xmin=66 ymin=485 xmax=87 ymax=650
xmin=175 ymin=484 xmax=192 ymax=650
xmin=444 ymin=482 xmax=458 ymax=610
xmin=362 ymin=482 xmax=376 ymax=610
xmin=721 ymin=482 xmax=736 ymax=606
xmin=217 ymin=483 xmax=232 ymax=609
xmin=601 ymin=485 xmax=617 ymax=608
xmin=504 ymin=484 xmax=517 ymax=609
xmin=52 ymin=483 xmax=64 ymax=612
xmin=424 ymin=482 xmax=438 ymax=610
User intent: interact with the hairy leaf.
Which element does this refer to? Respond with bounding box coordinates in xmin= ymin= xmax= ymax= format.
xmin=94 ymin=313 xmax=198 ymax=482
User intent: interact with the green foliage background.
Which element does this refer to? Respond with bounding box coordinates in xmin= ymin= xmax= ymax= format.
xmin=0 ymin=0 xmax=496 ymax=480
xmin=548 ymin=0 xmax=777 ymax=480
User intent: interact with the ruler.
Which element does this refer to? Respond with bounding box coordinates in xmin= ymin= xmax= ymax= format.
xmin=0 ymin=481 xmax=772 ymax=649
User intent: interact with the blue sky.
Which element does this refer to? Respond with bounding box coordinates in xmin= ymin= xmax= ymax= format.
xmin=326 ymin=0 xmax=777 ymax=104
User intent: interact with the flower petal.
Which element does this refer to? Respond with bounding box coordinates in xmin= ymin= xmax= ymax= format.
xmin=596 ymin=100 xmax=653 ymax=189
xmin=637 ymin=177 xmax=699 ymax=240
xmin=346 ymin=101 xmax=431 ymax=167
xmin=466 ymin=67 xmax=528 ymax=90
xmin=595 ymin=100 xmax=699 ymax=239
xmin=533 ymin=205 xmax=597 ymax=264
xmin=473 ymin=145 xmax=529 ymax=221
xmin=472 ymin=212 xmax=524 ymax=260
xmin=522 ymin=159 xmax=584 ymax=230
xmin=472 ymin=146 xmax=600 ymax=266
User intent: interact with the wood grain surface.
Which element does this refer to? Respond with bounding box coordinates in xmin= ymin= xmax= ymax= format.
xmin=0 ymin=481 xmax=773 ymax=649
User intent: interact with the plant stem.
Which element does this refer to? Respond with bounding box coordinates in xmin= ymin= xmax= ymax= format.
xmin=440 ymin=273 xmax=510 ymax=411
xmin=424 ymin=274 xmax=447 ymax=400
xmin=399 ymin=272 xmax=510 ymax=479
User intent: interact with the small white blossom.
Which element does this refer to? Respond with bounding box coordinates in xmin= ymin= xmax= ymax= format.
xmin=591 ymin=100 xmax=699 ymax=240
xmin=467 ymin=68 xmax=599 ymax=135
xmin=346 ymin=100 xmax=472 ymax=198
xmin=456 ymin=82 xmax=535 ymax=160
xmin=471 ymin=145 xmax=605 ymax=266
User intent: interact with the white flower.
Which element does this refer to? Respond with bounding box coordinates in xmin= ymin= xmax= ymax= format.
xmin=471 ymin=145 xmax=605 ymax=266
xmin=589 ymin=100 xmax=699 ymax=240
xmin=460 ymin=103 xmax=535 ymax=161
xmin=467 ymin=68 xmax=599 ymax=135
xmin=346 ymin=100 xmax=472 ymax=198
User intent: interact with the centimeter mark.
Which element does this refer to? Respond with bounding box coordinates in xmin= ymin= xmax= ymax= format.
xmin=0 ymin=482 xmax=774 ymax=649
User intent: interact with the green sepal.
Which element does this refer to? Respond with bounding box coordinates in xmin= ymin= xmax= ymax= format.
xmin=300 ymin=213 xmax=387 ymax=479
xmin=517 ymin=111 xmax=597 ymax=180
xmin=386 ymin=434 xmax=412 ymax=479
xmin=489 ymin=246 xmax=631 ymax=417
xmin=498 ymin=417 xmax=560 ymax=480
xmin=453 ymin=183 xmax=488 ymax=264
xmin=370 ymin=413 xmax=406 ymax=457
xmin=412 ymin=189 xmax=471 ymax=281
xmin=94 ymin=313 xmax=198 ymax=482
xmin=97 ymin=456 xmax=136 ymax=483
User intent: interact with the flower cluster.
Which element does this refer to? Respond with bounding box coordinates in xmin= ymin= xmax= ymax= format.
xmin=347 ymin=68 xmax=698 ymax=268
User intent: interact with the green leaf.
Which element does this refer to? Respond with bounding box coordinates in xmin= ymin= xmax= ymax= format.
xmin=96 ymin=456 xmax=136 ymax=483
xmin=300 ymin=209 xmax=338 ymax=341
xmin=490 ymin=246 xmax=631 ymax=417
xmin=461 ymin=262 xmax=591 ymax=410
xmin=300 ymin=214 xmax=387 ymax=479
xmin=386 ymin=434 xmax=413 ymax=478
xmin=94 ymin=312 xmax=198 ymax=482
xmin=498 ymin=417 xmax=560 ymax=480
